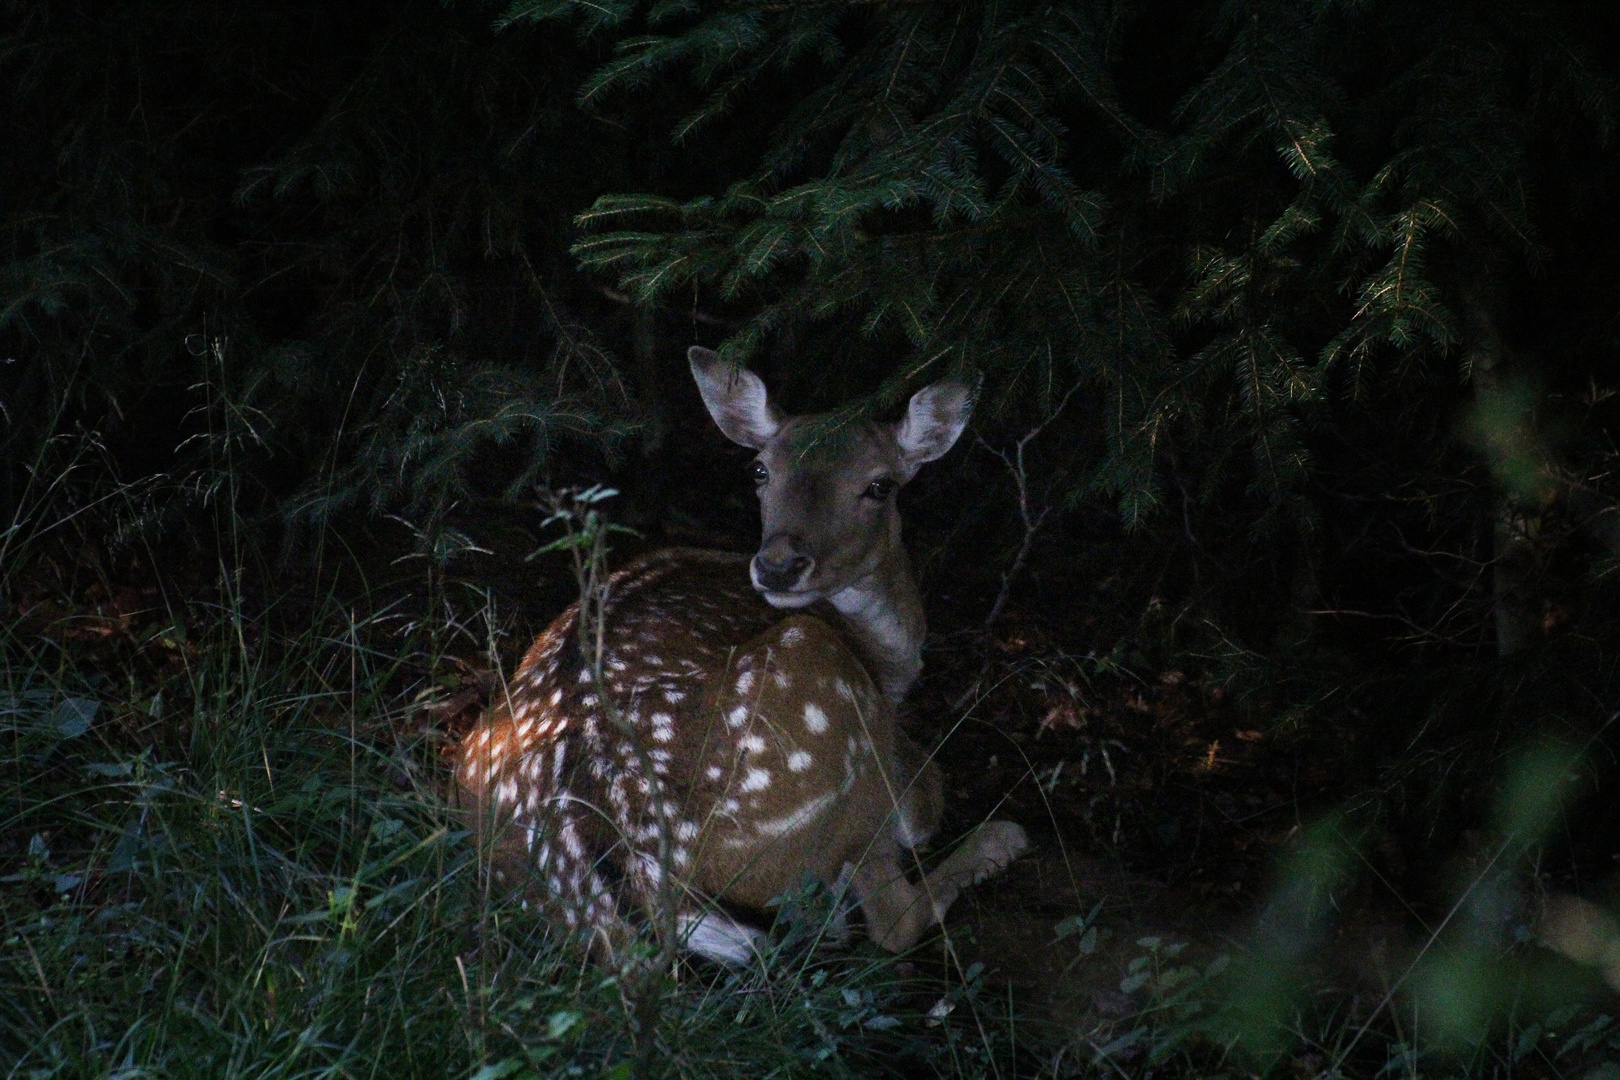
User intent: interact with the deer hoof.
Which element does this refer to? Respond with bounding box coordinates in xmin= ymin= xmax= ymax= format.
xmin=970 ymin=821 xmax=1029 ymax=884
xmin=680 ymin=911 xmax=767 ymax=967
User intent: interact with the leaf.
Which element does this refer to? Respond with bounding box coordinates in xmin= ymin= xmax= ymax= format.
xmin=1512 ymin=1024 xmax=1543 ymax=1062
xmin=108 ymin=826 xmax=140 ymax=873
xmin=1119 ymin=970 xmax=1151 ymax=994
xmin=51 ymin=697 xmax=99 ymax=739
xmin=546 ymin=1009 xmax=583 ymax=1040
xmin=1094 ymin=1030 xmax=1142 ymax=1060
xmin=1053 ymin=913 xmax=1088 ymax=939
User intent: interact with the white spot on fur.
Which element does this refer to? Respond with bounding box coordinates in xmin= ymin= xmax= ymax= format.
xmin=753 ymin=791 xmax=837 ymax=837
xmin=739 ymin=734 xmax=766 ymax=754
xmin=727 ymin=705 xmax=750 ymax=728
xmin=779 ymin=626 xmax=805 ymax=646
xmin=735 ymin=670 xmax=755 ymax=694
xmin=803 ymin=702 xmax=828 ymax=734
xmin=634 ymin=851 xmax=663 ymax=887
xmin=740 ymin=768 xmax=772 ymax=792
xmin=705 ymin=764 xmax=723 ymax=780
xmin=787 ymin=751 xmax=813 ymax=772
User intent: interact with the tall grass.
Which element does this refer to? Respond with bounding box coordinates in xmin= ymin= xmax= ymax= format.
xmin=1 ymin=575 xmax=1037 ymax=1076
xmin=0 ymin=457 xmax=1023 ymax=1078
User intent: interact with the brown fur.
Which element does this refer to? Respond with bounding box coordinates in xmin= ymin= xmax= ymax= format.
xmin=452 ymin=353 xmax=1026 ymax=965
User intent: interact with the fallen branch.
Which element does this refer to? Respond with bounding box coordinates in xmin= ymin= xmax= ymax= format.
xmin=980 ymin=381 xmax=1082 ymax=630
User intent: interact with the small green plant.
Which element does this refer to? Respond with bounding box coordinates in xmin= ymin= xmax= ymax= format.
xmin=1079 ymin=936 xmax=1233 ymax=1075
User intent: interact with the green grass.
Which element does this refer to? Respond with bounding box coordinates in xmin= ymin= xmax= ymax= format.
xmin=0 ymin=562 xmax=1032 ymax=1079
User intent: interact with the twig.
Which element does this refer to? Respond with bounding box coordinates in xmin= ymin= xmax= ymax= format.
xmin=980 ymin=381 xmax=1082 ymax=630
xmin=598 ymin=285 xmax=734 ymax=327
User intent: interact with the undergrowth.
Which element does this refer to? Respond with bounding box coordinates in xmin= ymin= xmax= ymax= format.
xmin=0 ymin=543 xmax=1028 ymax=1077
xmin=2 ymin=434 xmax=1619 ymax=1079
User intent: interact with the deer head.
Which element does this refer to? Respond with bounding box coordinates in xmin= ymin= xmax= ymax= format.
xmin=688 ymin=346 xmax=974 ymax=697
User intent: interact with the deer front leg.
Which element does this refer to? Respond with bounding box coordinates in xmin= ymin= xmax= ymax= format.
xmin=889 ymin=729 xmax=944 ymax=849
xmin=848 ymin=841 xmax=934 ymax=952
xmin=849 ymin=822 xmax=1029 ymax=952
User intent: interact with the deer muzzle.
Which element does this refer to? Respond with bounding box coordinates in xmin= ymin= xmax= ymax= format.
xmin=751 ymin=536 xmax=813 ymax=594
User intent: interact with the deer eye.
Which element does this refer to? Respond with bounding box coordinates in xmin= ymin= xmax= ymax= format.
xmin=863 ymin=478 xmax=896 ymax=500
xmin=750 ymin=461 xmax=769 ymax=486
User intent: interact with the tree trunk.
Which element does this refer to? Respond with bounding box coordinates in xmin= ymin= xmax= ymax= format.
xmin=1463 ymin=289 xmax=1542 ymax=657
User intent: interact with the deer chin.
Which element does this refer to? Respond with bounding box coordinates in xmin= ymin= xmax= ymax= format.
xmin=757 ymin=587 xmax=819 ymax=609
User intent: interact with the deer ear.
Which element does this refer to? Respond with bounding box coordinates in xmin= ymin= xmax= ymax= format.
xmin=896 ymin=378 xmax=974 ymax=472
xmin=690 ymin=346 xmax=782 ymax=449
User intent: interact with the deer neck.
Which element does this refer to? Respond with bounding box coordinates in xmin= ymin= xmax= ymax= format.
xmin=826 ymin=545 xmax=925 ymax=702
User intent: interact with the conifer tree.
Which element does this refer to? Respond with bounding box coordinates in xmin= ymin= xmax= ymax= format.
xmin=508 ymin=0 xmax=1620 ymax=651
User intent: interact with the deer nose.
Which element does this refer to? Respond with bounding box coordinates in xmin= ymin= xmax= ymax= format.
xmin=752 ymin=538 xmax=812 ymax=591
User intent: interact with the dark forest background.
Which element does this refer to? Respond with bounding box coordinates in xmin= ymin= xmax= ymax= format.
xmin=9 ymin=0 xmax=1620 ymax=651
xmin=5 ymin=0 xmax=1620 ymax=1075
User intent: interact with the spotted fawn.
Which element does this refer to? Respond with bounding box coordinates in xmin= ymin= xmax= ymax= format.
xmin=454 ymin=347 xmax=1028 ymax=964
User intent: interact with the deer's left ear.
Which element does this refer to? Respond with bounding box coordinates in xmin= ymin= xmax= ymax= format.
xmin=895 ymin=377 xmax=975 ymax=475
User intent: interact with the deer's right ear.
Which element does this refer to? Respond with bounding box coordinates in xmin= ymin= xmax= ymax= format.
xmin=895 ymin=377 xmax=975 ymax=474
xmin=689 ymin=346 xmax=782 ymax=449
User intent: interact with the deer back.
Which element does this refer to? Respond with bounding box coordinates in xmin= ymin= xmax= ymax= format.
xmin=453 ymin=548 xmax=909 ymax=928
